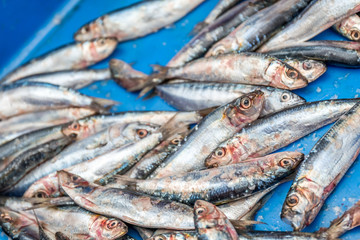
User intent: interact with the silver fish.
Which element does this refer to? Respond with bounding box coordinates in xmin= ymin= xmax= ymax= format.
xmin=282 ymin=59 xmax=326 ymax=83
xmin=333 ymin=14 xmax=360 ymax=41
xmin=1 ymin=38 xmax=117 ymax=83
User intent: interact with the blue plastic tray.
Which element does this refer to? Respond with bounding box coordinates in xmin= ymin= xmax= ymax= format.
xmin=0 ymin=0 xmax=359 ymax=239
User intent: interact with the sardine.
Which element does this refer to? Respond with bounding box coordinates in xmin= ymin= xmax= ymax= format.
xmin=13 ymin=68 xmax=111 ymax=89
xmin=265 ymin=41 xmax=360 ymax=67
xmin=0 ymin=82 xmax=118 ymax=120
xmin=156 ymin=82 xmax=305 ymax=115
xmin=281 ymin=59 xmax=326 ymax=83
xmin=74 ymin=0 xmax=205 ymax=42
xmin=111 ymin=151 xmax=303 ymax=205
xmin=258 ymin=0 xmax=360 ymax=52
xmin=333 ymin=14 xmax=360 ymax=41
xmin=1 ymin=38 xmax=117 ymax=83
xmin=150 ymin=91 xmax=265 ymax=178
xmin=205 ymin=99 xmax=359 ymax=168
xmin=133 ymin=226 xmax=154 ymax=240
xmin=0 ymin=108 xmax=96 ymax=146
xmin=281 ymin=101 xmax=360 ymax=231
xmin=194 ymin=200 xmax=238 ymax=240
xmin=206 ymin=0 xmax=311 ymax=56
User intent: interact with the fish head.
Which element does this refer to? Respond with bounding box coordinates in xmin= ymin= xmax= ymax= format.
xmin=23 ymin=174 xmax=62 ymax=198
xmin=89 ymin=216 xmax=128 ymax=239
xmin=205 ymin=142 xmax=234 ymax=168
xmin=0 ymin=207 xmax=36 ymax=239
xmin=82 ymin=38 xmax=118 ymax=63
xmin=265 ymin=59 xmax=308 ymax=90
xmin=264 ymin=151 xmax=303 ymax=178
xmin=205 ymin=38 xmax=233 ymax=57
xmin=283 ymin=59 xmax=327 ymax=83
xmin=58 ymin=171 xmax=90 ymax=192
xmin=225 ymin=90 xmax=265 ymax=127
xmin=109 ymin=122 xmax=160 ymax=144
xmin=74 ymin=17 xmax=107 ymax=42
xmin=62 ymin=117 xmax=103 ymax=140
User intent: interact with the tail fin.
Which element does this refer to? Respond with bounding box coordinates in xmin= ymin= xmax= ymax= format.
xmin=230 ymin=219 xmax=265 ymax=230
xmin=197 ymin=107 xmax=217 ymax=118
xmin=25 ymin=197 xmax=75 ymax=210
xmin=138 ymin=65 xmax=170 ymax=98
xmin=90 ymin=97 xmax=121 ymax=113
xmin=157 ymin=113 xmax=190 ymax=141
xmin=190 ymin=21 xmax=208 ymax=36
xmin=107 ymin=175 xmax=140 ymax=189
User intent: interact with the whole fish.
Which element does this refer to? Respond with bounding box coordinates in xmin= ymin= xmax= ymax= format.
xmin=146 ymin=53 xmax=308 ymax=93
xmin=191 ymin=0 xmax=242 ymax=34
xmin=1 ymin=38 xmax=117 ymax=83
xmin=205 ymin=99 xmax=359 ymax=168
xmin=111 ymin=152 xmax=303 ymax=205
xmin=58 ymin=171 xmax=196 ymax=230
xmin=333 ymin=14 xmax=360 ymax=41
xmin=13 ymin=68 xmax=111 ymax=89
xmin=0 ymin=108 xmax=96 ymax=146
xmin=0 ymin=82 xmax=118 ymax=120
xmin=266 ymin=41 xmax=360 ymax=67
xmin=281 ymin=101 xmax=360 ymax=231
xmin=206 ymin=0 xmax=311 ymax=56
xmin=10 ymin=122 xmax=160 ymax=196
xmin=74 ymin=0 xmax=205 ymax=42
xmin=168 ymin=0 xmax=278 ymax=67
xmin=194 ymin=200 xmax=238 ymax=240
xmin=258 ymin=0 xmax=360 ymax=52
xmin=150 ymin=91 xmax=265 ymax=178
xmin=156 ymin=82 xmax=305 ymax=115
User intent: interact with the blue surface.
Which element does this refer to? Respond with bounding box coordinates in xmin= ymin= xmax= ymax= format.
xmin=0 ymin=0 xmax=359 ymax=239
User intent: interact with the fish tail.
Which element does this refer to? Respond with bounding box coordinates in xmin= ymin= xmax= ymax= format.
xmin=137 ymin=65 xmax=170 ymax=98
xmin=230 ymin=219 xmax=265 ymax=230
xmin=111 ymin=175 xmax=139 ymax=189
xmin=90 ymin=97 xmax=121 ymax=113
xmin=197 ymin=106 xmax=217 ymax=118
xmin=157 ymin=113 xmax=190 ymax=141
xmin=190 ymin=21 xmax=207 ymax=35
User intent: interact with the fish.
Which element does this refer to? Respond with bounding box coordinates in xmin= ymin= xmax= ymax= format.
xmin=74 ymin=0 xmax=205 ymax=42
xmin=110 ymin=151 xmax=303 ymax=205
xmin=205 ymin=99 xmax=359 ymax=168
xmin=258 ymin=0 xmax=360 ymax=52
xmin=281 ymin=101 xmax=360 ymax=231
xmin=148 ymin=231 xmax=199 ymax=240
xmin=194 ymin=200 xmax=238 ymax=240
xmin=133 ymin=226 xmax=154 ymax=240
xmin=1 ymin=38 xmax=117 ymax=83
xmin=0 ymin=108 xmax=97 ymax=146
xmin=13 ymin=68 xmax=111 ymax=89
xmin=265 ymin=41 xmax=360 ymax=67
xmin=191 ymin=0 xmax=242 ymax=34
xmin=150 ymin=91 xmax=265 ymax=178
xmin=58 ymin=171 xmax=196 ymax=230
xmin=10 ymin=122 xmax=161 ymax=196
xmin=205 ymin=0 xmax=312 ymax=56
xmin=281 ymin=59 xmax=326 ymax=83
xmin=168 ymin=0 xmax=279 ymax=67
xmin=156 ymin=82 xmax=305 ymax=115
xmin=333 ymin=14 xmax=360 ymax=41
xmin=0 ymin=82 xmax=118 ymax=120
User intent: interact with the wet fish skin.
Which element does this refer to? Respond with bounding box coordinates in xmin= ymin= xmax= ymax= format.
xmin=281 ymin=101 xmax=360 ymax=231
xmin=282 ymin=59 xmax=326 ymax=83
xmin=156 ymin=82 xmax=305 ymax=116
xmin=168 ymin=0 xmax=279 ymax=67
xmin=205 ymin=99 xmax=359 ymax=168
xmin=333 ymin=14 xmax=360 ymax=41
xmin=112 ymin=151 xmax=303 ymax=205
xmin=194 ymin=200 xmax=238 ymax=240
xmin=133 ymin=226 xmax=154 ymax=240
xmin=266 ymin=41 xmax=360 ymax=67
xmin=74 ymin=0 xmax=205 ymax=42
xmin=151 ymin=91 xmax=265 ymax=178
xmin=258 ymin=0 xmax=360 ymax=52
xmin=13 ymin=68 xmax=111 ymax=90
xmin=206 ymin=0 xmax=311 ymax=56
xmin=58 ymin=171 xmax=196 ymax=230
xmin=1 ymin=38 xmax=118 ymax=83
xmin=0 ymin=107 xmax=97 ymax=146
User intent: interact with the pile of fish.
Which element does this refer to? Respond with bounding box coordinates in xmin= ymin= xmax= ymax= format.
xmin=0 ymin=0 xmax=360 ymax=239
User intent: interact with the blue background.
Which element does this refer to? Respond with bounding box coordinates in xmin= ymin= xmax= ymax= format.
xmin=0 ymin=0 xmax=359 ymax=239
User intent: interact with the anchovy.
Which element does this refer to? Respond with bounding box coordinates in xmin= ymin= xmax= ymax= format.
xmin=0 ymin=108 xmax=96 ymax=146
xmin=150 ymin=91 xmax=264 ymax=178
xmin=13 ymin=68 xmax=111 ymax=89
xmin=1 ymin=38 xmax=117 ymax=83
xmin=156 ymin=82 xmax=305 ymax=116
xmin=168 ymin=0 xmax=278 ymax=67
xmin=281 ymin=101 xmax=360 ymax=231
xmin=74 ymin=0 xmax=205 ymax=42
xmin=206 ymin=0 xmax=311 ymax=56
xmin=111 ymin=152 xmax=303 ymax=205
xmin=266 ymin=41 xmax=360 ymax=67
xmin=0 ymin=82 xmax=118 ymax=120
xmin=205 ymin=99 xmax=359 ymax=168
xmin=258 ymin=0 xmax=360 ymax=52
xmin=333 ymin=14 xmax=360 ymax=41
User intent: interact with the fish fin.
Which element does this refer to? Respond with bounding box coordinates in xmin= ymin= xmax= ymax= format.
xmin=55 ymin=232 xmax=71 ymax=240
xmin=197 ymin=106 xmax=217 ymax=118
xmin=91 ymin=96 xmax=121 ymax=107
xmin=33 ymin=210 xmax=52 ymax=240
xmin=114 ymin=76 xmax=148 ymax=92
xmin=137 ymin=65 xmax=169 ymax=98
xmin=190 ymin=21 xmax=207 ymax=35
xmin=25 ymin=197 xmax=75 ymax=210
xmin=157 ymin=113 xmax=190 ymax=140
xmin=110 ymin=175 xmax=139 ymax=189
xmin=230 ymin=219 xmax=265 ymax=230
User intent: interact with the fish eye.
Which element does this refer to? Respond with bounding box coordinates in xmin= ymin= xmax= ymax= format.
xmin=171 ymin=138 xmax=181 ymax=145
xmin=213 ymin=147 xmax=226 ymax=158
xmin=136 ymin=129 xmax=148 ymax=138
xmin=35 ymin=191 xmax=48 ymax=198
xmin=286 ymin=194 xmax=299 ymax=207
xmin=351 ymin=30 xmax=360 ymax=41
xmin=106 ymin=220 xmax=119 ymax=229
xmin=240 ymin=97 xmax=252 ymax=109
xmin=286 ymin=68 xmax=298 ymax=79
xmin=99 ymin=39 xmax=105 ymax=45
xmin=302 ymin=61 xmax=313 ymax=70
xmin=1 ymin=213 xmax=12 ymax=222
xmin=281 ymin=93 xmax=291 ymax=102
xmin=213 ymin=46 xmax=225 ymax=56
xmin=70 ymin=122 xmax=80 ymax=131
xmin=195 ymin=207 xmax=206 ymax=215
xmin=71 ymin=176 xmax=79 ymax=181
xmin=279 ymin=158 xmax=294 ymax=168
xmin=84 ymin=26 xmax=90 ymax=32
